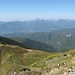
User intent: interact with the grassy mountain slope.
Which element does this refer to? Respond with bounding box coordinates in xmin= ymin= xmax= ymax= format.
xmin=11 ymin=37 xmax=55 ymax=52
xmin=2 ymin=44 xmax=75 ymax=75
xmin=0 ymin=44 xmax=51 ymax=75
xmin=0 ymin=44 xmax=28 ymax=75
xmin=27 ymin=49 xmax=75 ymax=75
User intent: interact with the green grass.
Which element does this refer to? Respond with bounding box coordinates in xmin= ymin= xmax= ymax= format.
xmin=22 ymin=50 xmax=51 ymax=66
xmin=1 ymin=43 xmax=75 ymax=75
xmin=27 ymin=49 xmax=75 ymax=72
xmin=0 ymin=44 xmax=51 ymax=75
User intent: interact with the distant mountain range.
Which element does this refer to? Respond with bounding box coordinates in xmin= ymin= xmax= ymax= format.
xmin=1 ymin=19 xmax=75 ymax=35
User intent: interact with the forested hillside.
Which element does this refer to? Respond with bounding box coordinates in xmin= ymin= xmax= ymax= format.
xmin=11 ymin=37 xmax=55 ymax=52
xmin=3 ymin=28 xmax=75 ymax=52
xmin=0 ymin=36 xmax=55 ymax=52
xmin=17 ymin=29 xmax=75 ymax=52
xmin=0 ymin=36 xmax=31 ymax=49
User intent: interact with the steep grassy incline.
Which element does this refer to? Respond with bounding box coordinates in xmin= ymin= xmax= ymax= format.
xmin=0 ymin=44 xmax=28 ymax=75
xmin=0 ymin=44 xmax=51 ymax=75
xmin=1 ymin=44 xmax=75 ymax=75
xmin=27 ymin=49 xmax=75 ymax=75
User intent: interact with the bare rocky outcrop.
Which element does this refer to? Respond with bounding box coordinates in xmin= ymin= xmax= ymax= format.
xmin=12 ymin=71 xmax=42 ymax=75
xmin=63 ymin=66 xmax=75 ymax=75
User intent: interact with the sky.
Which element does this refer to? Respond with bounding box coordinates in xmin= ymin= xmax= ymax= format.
xmin=0 ymin=0 xmax=75 ymax=21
